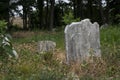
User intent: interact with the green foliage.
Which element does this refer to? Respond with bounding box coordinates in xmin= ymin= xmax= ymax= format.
xmin=100 ymin=25 xmax=120 ymax=77
xmin=115 ymin=14 xmax=120 ymax=24
xmin=101 ymin=26 xmax=120 ymax=45
xmin=0 ymin=20 xmax=18 ymax=61
xmin=62 ymin=12 xmax=80 ymax=25
xmin=0 ymin=20 xmax=7 ymax=33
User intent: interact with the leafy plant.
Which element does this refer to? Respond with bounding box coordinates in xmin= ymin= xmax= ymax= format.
xmin=0 ymin=20 xmax=18 ymax=60
xmin=0 ymin=20 xmax=7 ymax=33
xmin=62 ymin=12 xmax=80 ymax=25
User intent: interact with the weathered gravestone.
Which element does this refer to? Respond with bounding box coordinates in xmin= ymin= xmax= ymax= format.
xmin=37 ymin=41 xmax=56 ymax=53
xmin=65 ymin=19 xmax=101 ymax=64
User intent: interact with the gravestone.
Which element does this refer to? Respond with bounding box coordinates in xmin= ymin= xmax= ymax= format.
xmin=100 ymin=23 xmax=108 ymax=29
xmin=64 ymin=19 xmax=101 ymax=64
xmin=37 ymin=41 xmax=56 ymax=53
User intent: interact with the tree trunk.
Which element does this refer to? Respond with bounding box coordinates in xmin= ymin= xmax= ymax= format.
xmin=0 ymin=0 xmax=9 ymax=23
xmin=105 ymin=0 xmax=110 ymax=24
xmin=76 ymin=0 xmax=83 ymax=19
xmin=88 ymin=0 xmax=93 ymax=20
xmin=49 ymin=0 xmax=55 ymax=31
xmin=98 ymin=0 xmax=105 ymax=24
xmin=7 ymin=0 xmax=10 ymax=30
xmin=23 ymin=5 xmax=27 ymax=30
xmin=45 ymin=0 xmax=49 ymax=30
xmin=37 ymin=0 xmax=44 ymax=29
xmin=73 ymin=0 xmax=77 ymax=18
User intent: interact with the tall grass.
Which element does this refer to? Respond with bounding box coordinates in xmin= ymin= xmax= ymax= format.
xmin=0 ymin=25 xmax=120 ymax=80
xmin=100 ymin=25 xmax=120 ymax=77
xmin=12 ymin=30 xmax=65 ymax=50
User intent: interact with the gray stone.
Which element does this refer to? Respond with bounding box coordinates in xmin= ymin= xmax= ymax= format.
xmin=37 ymin=41 xmax=56 ymax=53
xmin=64 ymin=19 xmax=101 ymax=64
xmin=100 ymin=23 xmax=108 ymax=29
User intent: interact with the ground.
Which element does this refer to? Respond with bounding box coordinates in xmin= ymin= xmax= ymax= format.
xmin=0 ymin=26 xmax=120 ymax=80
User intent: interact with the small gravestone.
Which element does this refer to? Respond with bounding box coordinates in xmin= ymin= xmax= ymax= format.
xmin=65 ymin=19 xmax=101 ymax=64
xmin=100 ymin=23 xmax=108 ymax=29
xmin=37 ymin=41 xmax=56 ymax=53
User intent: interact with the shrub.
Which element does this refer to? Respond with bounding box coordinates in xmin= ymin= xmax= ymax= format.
xmin=0 ymin=20 xmax=7 ymax=33
xmin=0 ymin=20 xmax=18 ymax=61
xmin=62 ymin=12 xmax=80 ymax=25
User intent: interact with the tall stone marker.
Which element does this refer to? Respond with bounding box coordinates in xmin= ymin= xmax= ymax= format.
xmin=64 ymin=19 xmax=101 ymax=64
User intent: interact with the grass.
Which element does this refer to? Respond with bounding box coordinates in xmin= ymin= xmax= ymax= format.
xmin=0 ymin=25 xmax=120 ymax=80
xmin=12 ymin=30 xmax=65 ymax=50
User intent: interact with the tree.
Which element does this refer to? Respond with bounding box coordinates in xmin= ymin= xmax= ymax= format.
xmin=54 ymin=0 xmax=72 ymax=26
xmin=105 ymin=0 xmax=110 ymax=24
xmin=45 ymin=0 xmax=49 ymax=29
xmin=76 ymin=0 xmax=83 ymax=19
xmin=9 ymin=0 xmax=36 ymax=30
xmin=0 ymin=0 xmax=10 ymax=28
xmin=37 ymin=0 xmax=44 ymax=29
xmin=49 ymin=0 xmax=55 ymax=30
xmin=87 ymin=0 xmax=93 ymax=19
xmin=109 ymin=0 xmax=120 ymax=24
xmin=98 ymin=0 xmax=105 ymax=24
xmin=22 ymin=0 xmax=28 ymax=30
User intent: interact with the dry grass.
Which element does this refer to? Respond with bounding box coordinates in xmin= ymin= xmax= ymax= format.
xmin=14 ymin=41 xmax=107 ymax=77
xmin=1 ymin=26 xmax=120 ymax=79
xmin=11 ymin=31 xmax=35 ymax=38
xmin=13 ymin=42 xmax=37 ymax=53
xmin=53 ymin=49 xmax=66 ymax=63
xmin=10 ymin=29 xmax=120 ymax=79
xmin=66 ymin=58 xmax=107 ymax=78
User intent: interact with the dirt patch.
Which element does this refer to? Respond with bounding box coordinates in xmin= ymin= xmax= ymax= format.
xmin=54 ymin=49 xmax=66 ymax=63
xmin=13 ymin=42 xmax=37 ymax=53
xmin=14 ymin=42 xmax=66 ymax=63
xmin=11 ymin=31 xmax=35 ymax=38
